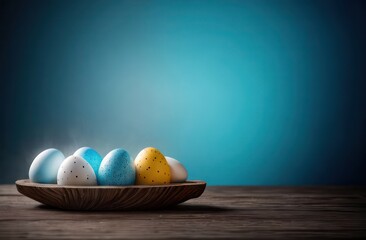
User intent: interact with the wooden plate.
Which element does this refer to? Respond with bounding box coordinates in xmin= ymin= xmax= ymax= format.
xmin=16 ymin=179 xmax=206 ymax=211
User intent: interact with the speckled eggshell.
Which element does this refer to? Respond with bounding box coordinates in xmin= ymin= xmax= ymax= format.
xmin=134 ymin=147 xmax=171 ymax=185
xmin=57 ymin=155 xmax=97 ymax=186
xmin=165 ymin=156 xmax=188 ymax=183
xmin=29 ymin=148 xmax=65 ymax=184
xmin=74 ymin=147 xmax=102 ymax=178
xmin=98 ymin=148 xmax=135 ymax=186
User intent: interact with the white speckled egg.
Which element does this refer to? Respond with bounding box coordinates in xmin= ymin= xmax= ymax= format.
xmin=29 ymin=148 xmax=65 ymax=184
xmin=165 ymin=156 xmax=188 ymax=183
xmin=57 ymin=155 xmax=97 ymax=186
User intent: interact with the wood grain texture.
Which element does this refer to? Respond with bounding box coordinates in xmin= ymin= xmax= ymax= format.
xmin=1 ymin=185 xmax=365 ymax=239
xmin=15 ymin=179 xmax=206 ymax=210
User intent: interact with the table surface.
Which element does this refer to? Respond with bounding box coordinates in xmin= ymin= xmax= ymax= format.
xmin=0 ymin=185 xmax=365 ymax=239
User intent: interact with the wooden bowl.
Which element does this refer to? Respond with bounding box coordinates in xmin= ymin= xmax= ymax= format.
xmin=16 ymin=179 xmax=206 ymax=211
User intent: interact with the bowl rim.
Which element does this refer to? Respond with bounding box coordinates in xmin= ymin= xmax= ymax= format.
xmin=16 ymin=179 xmax=206 ymax=189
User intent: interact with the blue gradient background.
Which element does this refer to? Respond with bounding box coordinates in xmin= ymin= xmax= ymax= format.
xmin=1 ymin=0 xmax=366 ymax=185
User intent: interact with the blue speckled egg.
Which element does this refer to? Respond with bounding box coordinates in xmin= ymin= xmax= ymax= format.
xmin=74 ymin=147 xmax=102 ymax=176
xmin=29 ymin=148 xmax=65 ymax=184
xmin=98 ymin=148 xmax=135 ymax=186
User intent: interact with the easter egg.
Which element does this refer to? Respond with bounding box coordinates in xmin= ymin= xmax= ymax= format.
xmin=74 ymin=147 xmax=102 ymax=176
xmin=57 ymin=155 xmax=97 ymax=186
xmin=29 ymin=148 xmax=65 ymax=184
xmin=165 ymin=156 xmax=188 ymax=183
xmin=135 ymin=147 xmax=170 ymax=185
xmin=98 ymin=148 xmax=135 ymax=186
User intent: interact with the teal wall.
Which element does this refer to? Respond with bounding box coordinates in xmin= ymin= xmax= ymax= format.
xmin=1 ymin=0 xmax=366 ymax=185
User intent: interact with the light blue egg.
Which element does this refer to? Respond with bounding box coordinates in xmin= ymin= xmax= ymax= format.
xmin=29 ymin=148 xmax=65 ymax=184
xmin=98 ymin=148 xmax=135 ymax=186
xmin=74 ymin=147 xmax=102 ymax=177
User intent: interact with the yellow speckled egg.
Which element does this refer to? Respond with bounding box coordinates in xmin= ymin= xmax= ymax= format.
xmin=134 ymin=147 xmax=171 ymax=185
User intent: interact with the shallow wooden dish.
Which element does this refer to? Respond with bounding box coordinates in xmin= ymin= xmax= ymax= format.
xmin=16 ymin=179 xmax=206 ymax=211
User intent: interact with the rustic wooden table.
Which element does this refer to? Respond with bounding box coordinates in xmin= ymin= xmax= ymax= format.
xmin=0 ymin=184 xmax=365 ymax=239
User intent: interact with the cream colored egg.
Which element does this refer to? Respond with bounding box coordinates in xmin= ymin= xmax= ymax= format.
xmin=165 ymin=156 xmax=188 ymax=183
